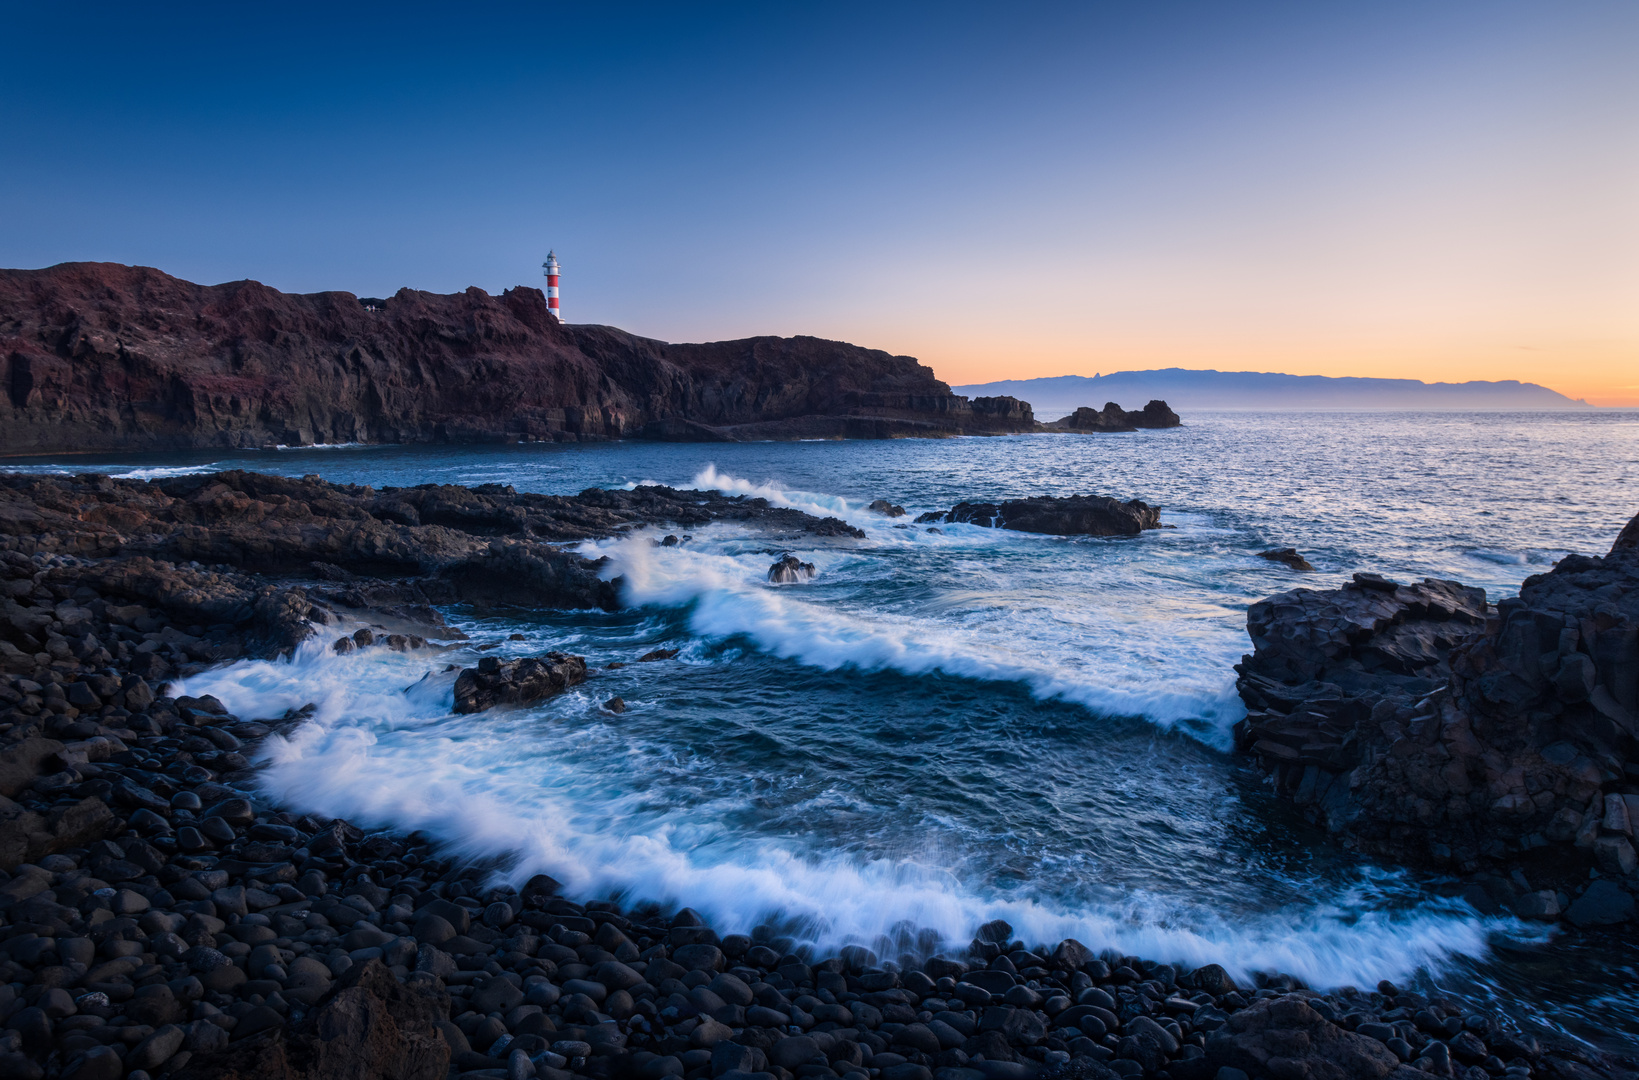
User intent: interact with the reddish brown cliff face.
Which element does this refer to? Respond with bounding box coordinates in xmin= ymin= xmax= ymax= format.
xmin=0 ymin=262 xmax=1033 ymax=453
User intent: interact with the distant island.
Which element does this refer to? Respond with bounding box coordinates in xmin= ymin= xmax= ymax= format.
xmin=956 ymin=368 xmax=1593 ymax=418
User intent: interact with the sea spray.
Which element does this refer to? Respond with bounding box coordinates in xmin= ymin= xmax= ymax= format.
xmin=590 ymin=522 xmax=1247 ymax=742
xmin=179 ymin=629 xmax=1515 ymax=992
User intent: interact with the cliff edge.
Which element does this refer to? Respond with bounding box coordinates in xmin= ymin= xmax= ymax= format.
xmin=0 ymin=263 xmax=1034 ymax=454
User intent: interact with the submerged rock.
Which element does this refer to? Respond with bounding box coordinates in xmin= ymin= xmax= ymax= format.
xmin=922 ymin=494 xmax=1161 ymax=537
xmin=1256 ymin=547 xmax=1315 ymax=572
xmin=868 ymin=499 xmax=907 ymax=517
xmin=451 ymin=652 xmax=588 ymax=714
xmin=768 ymin=554 xmax=817 ymax=583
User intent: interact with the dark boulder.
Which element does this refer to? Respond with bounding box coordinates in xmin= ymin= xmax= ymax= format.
xmin=452 ymin=653 xmax=589 ymax=714
xmin=768 ymin=555 xmax=816 ymax=584
xmin=929 ymin=495 xmax=1161 ymax=537
xmin=1235 ymin=510 xmax=1639 ymax=876
xmin=1565 ymin=880 xmax=1635 ymax=927
xmin=1207 ymin=997 xmax=1423 ymax=1080
xmin=172 ymin=959 xmax=449 ymax=1080
xmin=1257 ymin=548 xmax=1315 ymax=572
xmin=0 ymin=795 xmax=118 ymax=871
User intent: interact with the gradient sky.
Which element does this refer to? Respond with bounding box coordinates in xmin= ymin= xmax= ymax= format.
xmin=3 ymin=3 xmax=1636 ymax=404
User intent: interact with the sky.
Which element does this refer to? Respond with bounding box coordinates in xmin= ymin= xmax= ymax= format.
xmin=2 ymin=2 xmax=1636 ymax=405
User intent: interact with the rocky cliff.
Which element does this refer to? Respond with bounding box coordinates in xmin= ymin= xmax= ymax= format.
xmin=0 ymin=263 xmax=1034 ymax=454
xmin=1235 ymin=513 xmax=1639 ymax=916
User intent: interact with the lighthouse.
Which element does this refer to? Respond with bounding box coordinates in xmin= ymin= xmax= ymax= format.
xmin=542 ymin=252 xmax=561 ymax=322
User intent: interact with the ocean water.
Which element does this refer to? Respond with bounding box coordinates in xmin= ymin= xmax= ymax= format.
xmin=11 ymin=411 xmax=1639 ymax=1044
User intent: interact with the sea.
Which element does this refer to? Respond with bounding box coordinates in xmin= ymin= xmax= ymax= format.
xmin=8 ymin=411 xmax=1639 ymax=1047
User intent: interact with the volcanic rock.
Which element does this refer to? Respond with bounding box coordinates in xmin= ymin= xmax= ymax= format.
xmin=923 ymin=495 xmax=1162 ymax=537
xmin=1042 ymin=400 xmax=1181 ymax=432
xmin=1236 ymin=511 xmax=1639 ymax=883
xmin=1257 ymin=548 xmax=1315 ymax=572
xmin=452 ymin=653 xmax=589 ymax=714
xmin=768 ymin=554 xmax=816 ymax=583
xmin=172 ymin=959 xmax=449 ymax=1080
xmin=0 ymin=262 xmax=1037 ymax=453
xmin=1206 ymin=996 xmax=1423 ymax=1080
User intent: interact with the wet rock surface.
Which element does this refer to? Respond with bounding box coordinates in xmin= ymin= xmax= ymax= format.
xmin=453 ymin=654 xmax=590 ymax=714
xmin=917 ymin=497 xmax=1162 ymax=538
xmin=767 ymin=556 xmax=816 ymax=585
xmin=0 ymin=470 xmax=868 ymax=680
xmin=1235 ymin=512 xmax=1639 ymax=920
xmin=1256 ymin=550 xmax=1315 ymax=573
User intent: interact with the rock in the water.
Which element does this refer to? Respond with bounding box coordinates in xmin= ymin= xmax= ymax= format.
xmin=452 ymin=653 xmax=588 ymax=714
xmin=868 ymin=500 xmax=907 ymax=517
xmin=1512 ymin=890 xmax=1561 ymax=921
xmin=768 ymin=554 xmax=817 ymax=584
xmin=1235 ymin=509 xmax=1639 ymax=878
xmin=1044 ymin=400 xmax=1181 ymax=432
xmin=928 ymin=494 xmax=1161 ymax=537
xmin=1256 ymin=548 xmax=1315 ymax=572
xmin=1566 ymin=880 xmax=1635 ymax=927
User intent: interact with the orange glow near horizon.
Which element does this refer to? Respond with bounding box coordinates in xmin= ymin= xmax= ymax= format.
xmin=903 ymin=337 xmax=1639 ymax=407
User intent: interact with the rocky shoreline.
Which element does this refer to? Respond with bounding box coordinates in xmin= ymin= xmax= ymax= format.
xmin=1234 ymin=514 xmax=1639 ymax=928
xmin=0 ymin=264 xmax=1197 ymax=454
xmin=1 ymin=471 xmax=1636 ymax=1079
xmin=1 ymin=682 xmax=1626 ymax=1080
xmin=0 ymin=263 xmax=1041 ymax=455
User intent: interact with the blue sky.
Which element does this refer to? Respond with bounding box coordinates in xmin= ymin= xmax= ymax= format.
xmin=3 ymin=2 xmax=1635 ymax=400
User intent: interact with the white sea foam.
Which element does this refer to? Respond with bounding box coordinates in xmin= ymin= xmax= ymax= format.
xmin=0 ymin=463 xmax=222 ymax=479
xmin=591 ymin=527 xmax=1245 ymax=741
xmin=112 ymin=464 xmax=225 ymax=480
xmin=272 ymin=442 xmax=370 ymax=451
xmin=690 ymin=464 xmax=856 ymax=521
xmin=178 ymin=639 xmax=1515 ymax=990
xmin=164 ymin=458 xmax=1554 ymax=995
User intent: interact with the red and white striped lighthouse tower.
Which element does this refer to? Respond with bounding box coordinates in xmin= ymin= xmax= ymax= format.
xmin=542 ymin=251 xmax=561 ymax=322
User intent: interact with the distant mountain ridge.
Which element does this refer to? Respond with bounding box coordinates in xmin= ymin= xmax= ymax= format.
xmin=954 ymin=368 xmax=1591 ymax=418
